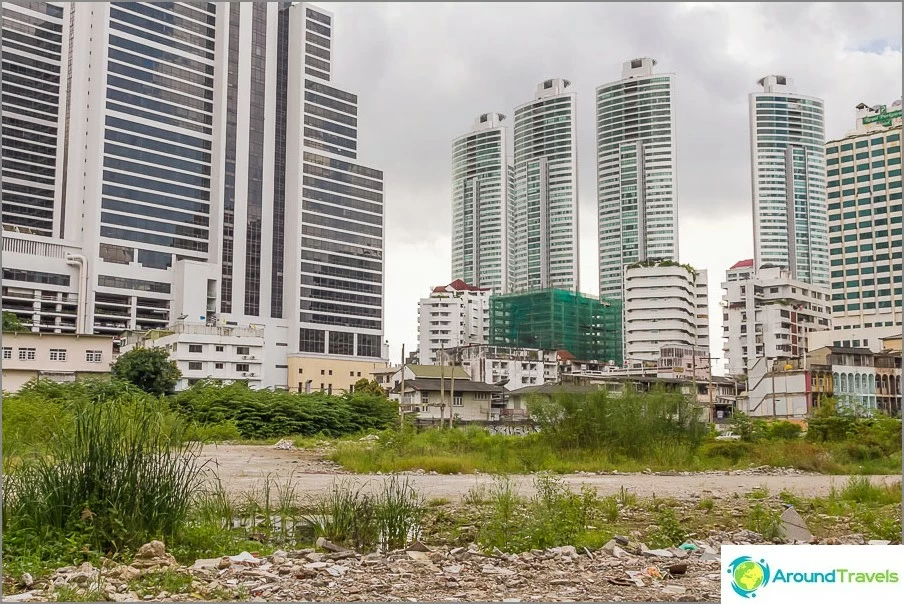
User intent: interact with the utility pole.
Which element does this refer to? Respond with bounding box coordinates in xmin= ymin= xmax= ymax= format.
xmin=440 ymin=342 xmax=446 ymax=429
xmin=400 ymin=343 xmax=406 ymax=429
xmin=449 ymin=347 xmax=457 ymax=430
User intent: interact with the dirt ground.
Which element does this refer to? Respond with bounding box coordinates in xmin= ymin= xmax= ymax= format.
xmin=199 ymin=444 xmax=902 ymax=500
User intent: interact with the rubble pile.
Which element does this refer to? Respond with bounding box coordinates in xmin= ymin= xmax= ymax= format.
xmin=11 ymin=528 xmax=876 ymax=603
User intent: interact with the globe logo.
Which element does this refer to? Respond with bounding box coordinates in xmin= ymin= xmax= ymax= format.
xmin=727 ymin=556 xmax=771 ymax=598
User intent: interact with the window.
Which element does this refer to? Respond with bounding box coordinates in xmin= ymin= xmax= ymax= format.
xmin=357 ymin=371 xmax=361 ymax=377
xmin=188 ymin=361 xmax=203 ymax=371
xmin=188 ymin=344 xmax=203 ymax=353
xmin=321 ymin=369 xmax=325 ymax=375
xmin=236 ymin=363 xmax=250 ymax=372
xmin=328 ymin=369 xmax=332 ymax=375
xmin=49 ymin=349 xmax=67 ymax=361
xmin=215 ymin=345 xmax=224 ymax=352
xmin=1 ymin=347 xmax=13 ymax=360
xmin=298 ymin=367 xmax=304 ymax=374
xmin=475 ymin=392 xmax=489 ymax=400
xmin=85 ymin=350 xmax=103 ymax=363
xmin=236 ymin=346 xmax=250 ymax=355
xmin=17 ymin=348 xmax=36 ymax=361
xmin=452 ymin=395 xmax=463 ymax=407
xmin=215 ymin=362 xmax=224 ymax=369
xmin=421 ymin=392 xmax=429 ymax=404
xmin=350 ymin=371 xmax=355 ymax=377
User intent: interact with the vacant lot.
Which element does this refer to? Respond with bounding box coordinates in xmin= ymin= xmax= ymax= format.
xmin=201 ymin=444 xmax=901 ymax=499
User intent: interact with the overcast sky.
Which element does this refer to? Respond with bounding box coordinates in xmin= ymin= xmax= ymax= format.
xmin=317 ymin=1 xmax=902 ymax=372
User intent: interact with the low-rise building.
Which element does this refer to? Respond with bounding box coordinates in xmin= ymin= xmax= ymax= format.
xmin=288 ymin=355 xmax=391 ymax=395
xmin=623 ymin=261 xmax=709 ymax=364
xmin=807 ymin=324 xmax=900 ymax=353
xmin=2 ymin=331 xmax=113 ymax=392
xmin=737 ymin=357 xmax=811 ymax=419
xmin=874 ymin=348 xmax=901 ymax=415
xmin=657 ymin=344 xmax=711 ymax=380
xmin=808 ymin=346 xmax=877 ymax=411
xmin=722 ymin=263 xmax=832 ymax=376
xmin=436 ymin=345 xmax=559 ymax=390
xmin=388 ymin=364 xmax=503 ymax=421
xmin=417 ymin=280 xmax=490 ymax=365
xmin=119 ymin=323 xmax=264 ymax=391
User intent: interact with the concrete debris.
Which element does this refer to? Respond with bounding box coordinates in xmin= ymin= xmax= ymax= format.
xmin=779 ymin=507 xmax=813 ymax=543
xmin=18 ymin=573 xmax=34 ymax=589
xmin=13 ymin=532 xmax=880 ymax=602
xmin=272 ymin=439 xmax=295 ymax=450
xmin=316 ymin=536 xmax=348 ymax=552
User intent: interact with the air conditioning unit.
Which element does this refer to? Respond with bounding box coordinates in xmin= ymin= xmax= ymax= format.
xmin=248 ymin=372 xmax=257 ymax=377
xmin=242 ymin=355 xmax=257 ymax=360
xmin=241 ymin=372 xmax=249 ymax=377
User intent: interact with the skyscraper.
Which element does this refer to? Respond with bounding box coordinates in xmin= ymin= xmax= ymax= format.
xmin=0 ymin=2 xmax=386 ymax=389
xmin=750 ymin=75 xmax=828 ymax=286
xmin=596 ymin=58 xmax=678 ymax=299
xmin=1 ymin=1 xmax=68 ymax=237
xmin=825 ymin=100 xmax=903 ymax=331
xmin=451 ymin=113 xmax=510 ymax=294
xmin=510 ymin=79 xmax=578 ymax=292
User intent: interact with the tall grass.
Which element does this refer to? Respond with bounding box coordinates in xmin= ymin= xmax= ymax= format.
xmin=304 ymin=477 xmax=424 ymax=552
xmin=2 ymin=397 xmax=206 ymax=555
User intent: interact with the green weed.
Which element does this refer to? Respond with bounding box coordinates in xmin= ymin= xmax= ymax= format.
xmin=747 ymin=503 xmax=783 ymax=542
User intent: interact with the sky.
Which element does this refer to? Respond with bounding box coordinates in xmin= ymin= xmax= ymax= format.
xmin=316 ymin=1 xmax=903 ymax=373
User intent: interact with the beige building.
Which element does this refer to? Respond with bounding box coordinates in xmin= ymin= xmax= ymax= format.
xmin=1 ymin=332 xmax=114 ymax=392
xmin=288 ymin=354 xmax=391 ymax=395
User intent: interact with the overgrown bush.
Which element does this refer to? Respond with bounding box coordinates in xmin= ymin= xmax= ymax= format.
xmin=766 ymin=421 xmax=803 ymax=440
xmin=169 ymin=381 xmax=398 ymax=440
xmin=528 ymin=386 xmax=705 ymax=458
xmin=3 ymin=396 xmax=206 ymax=556
xmin=700 ymin=440 xmax=755 ymax=463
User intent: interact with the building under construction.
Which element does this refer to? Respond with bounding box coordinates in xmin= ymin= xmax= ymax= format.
xmin=488 ymin=289 xmax=623 ymax=364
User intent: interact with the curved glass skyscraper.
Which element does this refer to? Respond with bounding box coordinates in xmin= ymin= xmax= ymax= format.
xmin=510 ymin=79 xmax=578 ymax=292
xmin=596 ymin=58 xmax=678 ymax=299
xmin=451 ymin=113 xmax=510 ymax=294
xmin=749 ymin=75 xmax=828 ymax=286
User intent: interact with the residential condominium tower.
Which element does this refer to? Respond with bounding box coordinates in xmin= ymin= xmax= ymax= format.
xmin=0 ymin=2 xmax=386 ymax=390
xmin=509 ymin=79 xmax=579 ymax=292
xmin=451 ymin=113 xmax=510 ymax=294
xmin=596 ymin=58 xmax=679 ymax=299
xmin=825 ymin=100 xmax=903 ymax=332
xmin=749 ymin=75 xmax=828 ymax=286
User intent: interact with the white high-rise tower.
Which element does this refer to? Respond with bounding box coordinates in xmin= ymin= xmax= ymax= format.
xmin=451 ymin=113 xmax=510 ymax=294
xmin=510 ymin=79 xmax=579 ymax=292
xmin=596 ymin=58 xmax=678 ymax=299
xmin=749 ymin=75 xmax=828 ymax=286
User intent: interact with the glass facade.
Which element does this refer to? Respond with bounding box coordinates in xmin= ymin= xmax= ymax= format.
xmin=596 ymin=71 xmax=677 ymax=299
xmin=1 ymin=1 xmax=66 ymax=236
xmin=101 ymin=3 xmax=215 ymax=259
xmin=243 ymin=2 xmax=267 ymax=316
xmin=751 ymin=83 xmax=828 ymax=285
xmin=220 ymin=3 xmax=240 ymax=314
xmin=510 ymin=81 xmax=578 ymax=293
xmin=826 ymin=123 xmax=903 ymax=325
xmin=270 ymin=4 xmax=290 ymax=319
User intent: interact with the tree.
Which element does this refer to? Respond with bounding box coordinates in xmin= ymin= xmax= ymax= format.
xmin=352 ymin=378 xmax=387 ymax=397
xmin=2 ymin=312 xmax=25 ymax=333
xmin=111 ymin=347 xmax=181 ymax=396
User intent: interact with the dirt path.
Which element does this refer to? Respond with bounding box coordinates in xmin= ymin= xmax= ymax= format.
xmin=200 ymin=444 xmax=901 ymax=500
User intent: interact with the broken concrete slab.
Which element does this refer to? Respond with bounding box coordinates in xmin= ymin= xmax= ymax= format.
xmin=779 ymin=506 xmax=812 ymax=543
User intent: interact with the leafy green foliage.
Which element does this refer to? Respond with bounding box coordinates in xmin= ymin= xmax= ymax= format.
xmin=528 ymin=386 xmax=706 ymax=457
xmin=746 ymin=503 xmax=783 ymax=542
xmin=353 ymin=378 xmax=388 ymax=397
xmin=111 ymin=347 xmax=181 ymax=396
xmin=766 ymin=421 xmax=803 ymax=440
xmin=2 ymin=311 xmax=26 ymax=332
xmin=647 ymin=508 xmax=688 ymax=548
xmin=169 ymin=381 xmax=398 ymax=440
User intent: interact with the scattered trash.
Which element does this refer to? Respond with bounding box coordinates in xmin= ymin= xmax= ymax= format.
xmin=668 ymin=563 xmax=688 ymax=576
xmin=679 ymin=542 xmax=699 ymax=551
xmin=228 ymin=551 xmax=262 ymax=565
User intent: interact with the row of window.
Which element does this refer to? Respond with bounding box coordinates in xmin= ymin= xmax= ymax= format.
xmin=186 ymin=361 xmax=254 ymax=373
xmin=3 ymin=347 xmax=103 ymax=362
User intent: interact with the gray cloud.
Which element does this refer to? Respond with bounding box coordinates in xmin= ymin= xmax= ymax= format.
xmin=316 ymin=1 xmax=901 ymax=358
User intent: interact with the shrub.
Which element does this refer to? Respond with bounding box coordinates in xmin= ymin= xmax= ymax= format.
xmin=767 ymin=421 xmax=803 ymax=440
xmin=111 ymin=347 xmax=181 ymax=396
xmin=747 ymin=503 xmax=783 ymax=542
xmin=3 ymin=397 xmax=206 ymax=555
xmin=700 ymin=440 xmax=754 ymax=463
xmin=648 ymin=508 xmax=687 ymax=548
